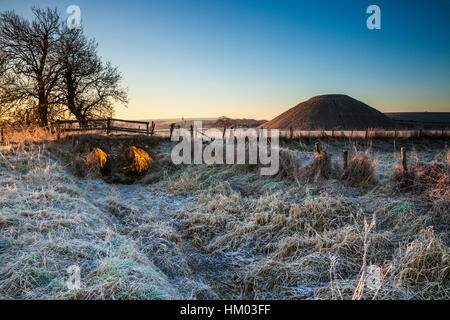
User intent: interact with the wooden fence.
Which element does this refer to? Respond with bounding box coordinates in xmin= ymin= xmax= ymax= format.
xmin=1 ymin=119 xmax=449 ymax=144
xmin=164 ymin=128 xmax=449 ymax=139
xmin=155 ymin=126 xmax=450 ymax=140
xmin=277 ymin=128 xmax=449 ymax=139
xmin=53 ymin=118 xmax=156 ymax=137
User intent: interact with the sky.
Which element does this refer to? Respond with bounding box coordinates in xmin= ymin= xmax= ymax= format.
xmin=1 ymin=0 xmax=449 ymax=120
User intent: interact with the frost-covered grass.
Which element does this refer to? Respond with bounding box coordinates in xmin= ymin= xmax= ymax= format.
xmin=0 ymin=129 xmax=176 ymax=299
xmin=168 ymin=139 xmax=449 ymax=300
xmin=0 ymin=128 xmax=448 ymax=300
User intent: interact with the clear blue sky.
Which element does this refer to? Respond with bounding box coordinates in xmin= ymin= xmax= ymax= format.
xmin=1 ymin=0 xmax=449 ymax=120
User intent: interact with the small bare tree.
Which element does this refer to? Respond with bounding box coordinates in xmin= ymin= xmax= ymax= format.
xmin=56 ymin=27 xmax=128 ymax=126
xmin=0 ymin=8 xmax=62 ymax=126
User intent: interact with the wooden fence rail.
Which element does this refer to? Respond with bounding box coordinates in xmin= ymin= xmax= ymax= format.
xmin=1 ymin=120 xmax=448 ymax=142
xmin=277 ymin=128 xmax=448 ymax=139
xmin=53 ymin=118 xmax=156 ymax=137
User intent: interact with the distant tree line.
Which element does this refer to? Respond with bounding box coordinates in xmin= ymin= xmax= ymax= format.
xmin=0 ymin=7 xmax=128 ymax=126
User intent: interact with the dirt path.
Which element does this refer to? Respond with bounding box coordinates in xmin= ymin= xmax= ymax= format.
xmin=85 ymin=180 xmax=226 ymax=299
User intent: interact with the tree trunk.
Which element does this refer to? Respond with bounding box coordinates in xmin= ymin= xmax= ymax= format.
xmin=65 ymin=70 xmax=88 ymax=127
xmin=73 ymin=111 xmax=88 ymax=127
xmin=37 ymin=85 xmax=48 ymax=127
xmin=37 ymin=36 xmax=49 ymax=127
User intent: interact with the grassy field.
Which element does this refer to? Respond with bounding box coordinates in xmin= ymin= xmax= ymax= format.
xmin=0 ymin=128 xmax=448 ymax=299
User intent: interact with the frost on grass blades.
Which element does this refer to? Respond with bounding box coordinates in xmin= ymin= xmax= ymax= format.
xmin=170 ymin=121 xmax=280 ymax=175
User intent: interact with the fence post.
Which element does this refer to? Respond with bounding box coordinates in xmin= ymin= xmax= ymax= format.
xmin=343 ymin=150 xmax=348 ymax=170
xmin=56 ymin=121 xmax=61 ymax=140
xmin=331 ymin=129 xmax=334 ymax=138
xmin=289 ymin=127 xmax=293 ymax=140
xmin=401 ymin=147 xmax=407 ymax=173
xmin=222 ymin=126 xmax=226 ymax=139
xmin=151 ymin=121 xmax=155 ymax=135
xmin=230 ymin=126 xmax=237 ymax=144
xmin=106 ymin=118 xmax=111 ymax=135
xmin=146 ymin=122 xmax=150 ymax=135
xmin=233 ymin=127 xmax=238 ymax=144
xmin=169 ymin=123 xmax=175 ymax=140
xmin=315 ymin=142 xmax=320 ymax=155
xmin=190 ymin=124 xmax=194 ymax=139
xmin=365 ymin=129 xmax=368 ymax=139
xmin=418 ymin=129 xmax=422 ymax=138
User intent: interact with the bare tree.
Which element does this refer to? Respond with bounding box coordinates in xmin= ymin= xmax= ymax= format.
xmin=0 ymin=50 xmax=26 ymax=122
xmin=1 ymin=7 xmax=127 ymax=126
xmin=0 ymin=8 xmax=62 ymax=126
xmin=56 ymin=27 xmax=128 ymax=125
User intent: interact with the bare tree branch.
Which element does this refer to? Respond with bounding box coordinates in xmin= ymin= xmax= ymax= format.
xmin=56 ymin=26 xmax=128 ymax=125
xmin=0 ymin=7 xmax=62 ymax=126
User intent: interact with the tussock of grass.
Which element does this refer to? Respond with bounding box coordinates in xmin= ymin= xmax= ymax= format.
xmin=277 ymin=149 xmax=303 ymax=183
xmin=392 ymin=159 xmax=450 ymax=202
xmin=74 ymin=147 xmax=111 ymax=178
xmin=304 ymin=152 xmax=335 ymax=182
xmin=342 ymin=155 xmax=377 ymax=188
xmin=393 ymin=227 xmax=449 ymax=299
xmin=278 ymin=149 xmax=341 ymax=184
xmin=118 ymin=146 xmax=152 ymax=175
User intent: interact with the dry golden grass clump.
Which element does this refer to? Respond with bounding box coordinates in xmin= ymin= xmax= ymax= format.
xmin=95 ymin=147 xmax=109 ymax=169
xmin=74 ymin=147 xmax=111 ymax=177
xmin=414 ymin=161 xmax=450 ymax=201
xmin=303 ymin=151 xmax=336 ymax=183
xmin=342 ymin=155 xmax=377 ymax=188
xmin=278 ymin=149 xmax=338 ymax=184
xmin=277 ymin=149 xmax=303 ymax=183
xmin=392 ymin=159 xmax=450 ymax=202
xmin=118 ymin=146 xmax=153 ymax=175
xmin=393 ymin=227 xmax=449 ymax=299
xmin=66 ymin=134 xmax=163 ymax=181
